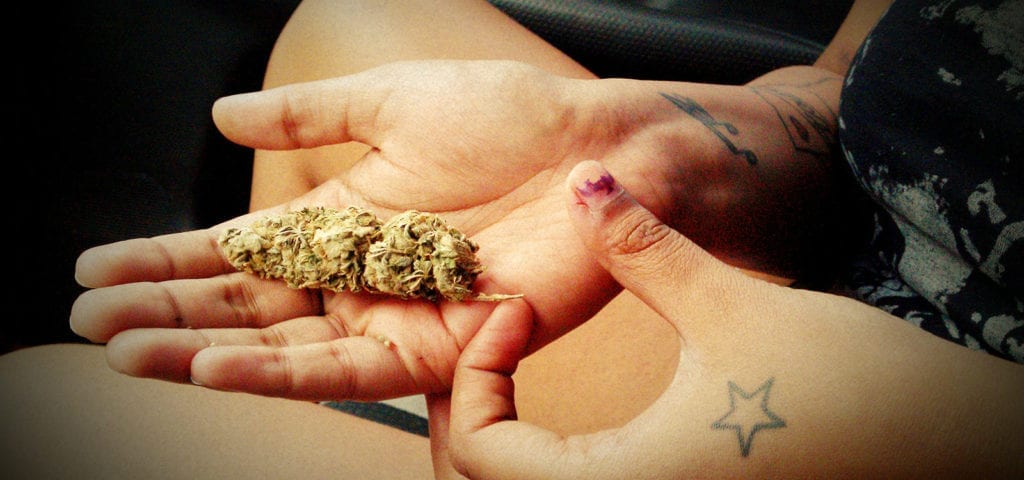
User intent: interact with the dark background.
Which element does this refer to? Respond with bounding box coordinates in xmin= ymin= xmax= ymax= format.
xmin=11 ymin=1 xmax=301 ymax=352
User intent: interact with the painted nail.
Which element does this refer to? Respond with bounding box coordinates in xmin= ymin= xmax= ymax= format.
xmin=571 ymin=160 xmax=623 ymax=211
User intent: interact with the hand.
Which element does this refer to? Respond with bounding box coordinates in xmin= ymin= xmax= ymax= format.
xmin=69 ymin=60 xmax=692 ymax=400
xmin=436 ymin=160 xmax=1024 ymax=479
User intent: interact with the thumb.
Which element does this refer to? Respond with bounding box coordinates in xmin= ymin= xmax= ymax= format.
xmin=211 ymin=76 xmax=381 ymax=151
xmin=447 ymin=299 xmax=583 ymax=480
xmin=566 ymin=160 xmax=745 ymax=324
xmin=425 ymin=393 xmax=471 ymax=480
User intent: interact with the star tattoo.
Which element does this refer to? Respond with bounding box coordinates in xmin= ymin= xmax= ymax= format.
xmin=711 ymin=377 xmax=786 ymax=457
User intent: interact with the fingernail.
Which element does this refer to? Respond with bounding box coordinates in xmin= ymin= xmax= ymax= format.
xmin=570 ymin=160 xmax=623 ymax=211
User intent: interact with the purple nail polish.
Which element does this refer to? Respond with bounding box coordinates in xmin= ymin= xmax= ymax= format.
xmin=576 ymin=174 xmax=617 ymax=198
xmin=572 ymin=162 xmax=623 ymax=211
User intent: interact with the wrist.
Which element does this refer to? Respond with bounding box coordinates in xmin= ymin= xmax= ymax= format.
xmin=595 ymin=77 xmax=843 ymax=278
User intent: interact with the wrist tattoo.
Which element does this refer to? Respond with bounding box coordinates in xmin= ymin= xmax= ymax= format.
xmin=661 ymin=93 xmax=759 ymax=166
xmin=662 ymin=78 xmax=838 ymax=167
xmin=711 ymin=377 xmax=786 ymax=457
xmin=750 ymin=78 xmax=838 ymax=162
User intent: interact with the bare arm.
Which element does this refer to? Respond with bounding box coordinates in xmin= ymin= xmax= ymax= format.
xmin=621 ymin=0 xmax=894 ymax=277
xmin=442 ymin=160 xmax=1023 ymax=479
xmin=814 ymin=0 xmax=893 ymax=76
xmin=243 ymin=0 xmax=892 ymax=281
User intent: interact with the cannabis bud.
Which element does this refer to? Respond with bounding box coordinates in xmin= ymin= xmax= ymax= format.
xmin=362 ymin=210 xmax=483 ymax=301
xmin=218 ymin=206 xmax=520 ymax=302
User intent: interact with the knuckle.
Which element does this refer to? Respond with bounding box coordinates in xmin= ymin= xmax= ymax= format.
xmin=153 ymin=282 xmax=186 ymax=328
xmin=145 ymin=237 xmax=179 ymax=282
xmin=279 ymin=89 xmax=309 ymax=148
xmin=271 ymin=349 xmax=298 ymax=398
xmin=326 ymin=342 xmax=359 ymax=399
xmin=606 ymin=210 xmax=675 ymax=259
xmin=221 ymin=276 xmax=263 ymax=329
xmin=258 ymin=326 xmax=290 ymax=348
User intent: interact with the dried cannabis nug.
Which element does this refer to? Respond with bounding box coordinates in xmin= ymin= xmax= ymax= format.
xmin=219 ymin=206 xmax=382 ymax=292
xmin=218 ymin=206 xmax=520 ymax=302
xmin=363 ymin=210 xmax=483 ymax=301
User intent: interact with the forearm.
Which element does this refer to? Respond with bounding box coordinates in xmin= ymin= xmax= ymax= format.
xmin=585 ymin=66 xmax=846 ymax=279
xmin=586 ymin=0 xmax=891 ymax=280
xmin=447 ymin=151 xmax=1022 ymax=479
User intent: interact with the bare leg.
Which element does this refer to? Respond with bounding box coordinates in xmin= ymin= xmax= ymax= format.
xmin=249 ymin=0 xmax=595 ymax=210
xmin=0 ymin=344 xmax=433 ymax=479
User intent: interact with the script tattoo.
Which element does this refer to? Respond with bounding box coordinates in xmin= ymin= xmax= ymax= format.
xmin=750 ymin=79 xmax=838 ymax=161
xmin=661 ymin=93 xmax=759 ymax=166
xmin=711 ymin=377 xmax=786 ymax=457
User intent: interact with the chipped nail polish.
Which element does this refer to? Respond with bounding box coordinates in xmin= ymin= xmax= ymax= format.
xmin=571 ymin=161 xmax=623 ymax=211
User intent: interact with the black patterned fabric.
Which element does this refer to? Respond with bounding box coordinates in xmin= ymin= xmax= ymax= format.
xmin=837 ymin=0 xmax=1023 ymax=363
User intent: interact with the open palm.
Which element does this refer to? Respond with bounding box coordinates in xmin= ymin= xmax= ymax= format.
xmin=71 ymin=60 xmax=688 ymax=401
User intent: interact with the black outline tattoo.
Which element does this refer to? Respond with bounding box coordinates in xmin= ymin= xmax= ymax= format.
xmin=662 ymin=78 xmax=838 ymax=166
xmin=711 ymin=377 xmax=786 ymax=457
xmin=750 ymin=79 xmax=838 ymax=162
xmin=661 ymin=93 xmax=759 ymax=166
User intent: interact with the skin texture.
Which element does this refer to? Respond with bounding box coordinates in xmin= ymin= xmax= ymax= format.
xmin=71 ymin=60 xmax=843 ymax=401
xmin=437 ymin=160 xmax=1024 ymax=479
xmin=5 ymin=0 xmax=1021 ymax=478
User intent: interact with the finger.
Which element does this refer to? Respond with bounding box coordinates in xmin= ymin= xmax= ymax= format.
xmin=189 ymin=336 xmax=421 ymax=401
xmin=565 ymin=160 xmax=749 ymax=323
xmin=102 ymin=315 xmax=348 ymax=383
xmin=70 ymin=273 xmax=322 ymax=343
xmin=211 ymin=74 xmax=384 ymax=151
xmin=426 ymin=393 xmax=470 ymax=480
xmin=449 ymin=300 xmax=531 ymax=433
xmin=74 ymin=231 xmax=229 ymax=288
xmin=448 ymin=300 xmax=580 ymax=480
xmin=74 ymin=208 xmax=284 ymax=288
